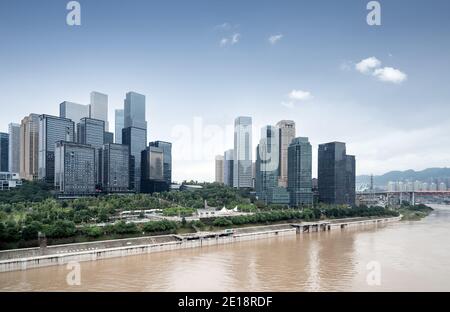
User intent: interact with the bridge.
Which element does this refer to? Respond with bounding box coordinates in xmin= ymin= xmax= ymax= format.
xmin=357 ymin=191 xmax=450 ymax=206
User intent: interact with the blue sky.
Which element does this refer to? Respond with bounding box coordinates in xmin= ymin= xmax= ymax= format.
xmin=1 ymin=0 xmax=450 ymax=182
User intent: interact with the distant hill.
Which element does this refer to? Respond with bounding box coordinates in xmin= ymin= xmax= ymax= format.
xmin=357 ymin=168 xmax=450 ymax=186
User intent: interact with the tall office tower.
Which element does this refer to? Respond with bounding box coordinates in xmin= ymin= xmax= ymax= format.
xmin=255 ymin=126 xmax=289 ymax=204
xmin=276 ymin=120 xmax=296 ymax=188
xmin=149 ymin=141 xmax=172 ymax=186
xmin=104 ymin=132 xmax=114 ymax=144
xmin=0 ymin=133 xmax=9 ymax=172
xmin=20 ymin=114 xmax=40 ymax=180
xmin=90 ymin=91 xmax=109 ymax=131
xmin=77 ymin=117 xmax=105 ymax=185
xmin=122 ymin=91 xmax=147 ymax=192
xmin=215 ymin=155 xmax=224 ymax=183
xmin=99 ymin=143 xmax=129 ymax=193
xmin=60 ymin=101 xmax=90 ymax=126
xmin=38 ymin=115 xmax=75 ymax=184
xmin=223 ymin=149 xmax=234 ymax=187
xmin=54 ymin=141 xmax=95 ymax=195
xmin=8 ymin=123 xmax=20 ymax=173
xmin=115 ymin=109 xmax=124 ymax=144
xmin=318 ymin=142 xmax=356 ymax=206
xmin=287 ymin=137 xmax=313 ymax=206
xmin=233 ymin=116 xmax=253 ymax=188
xmin=141 ymin=146 xmax=167 ymax=193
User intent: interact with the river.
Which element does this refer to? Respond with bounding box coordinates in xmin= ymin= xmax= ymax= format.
xmin=1 ymin=204 xmax=449 ymax=291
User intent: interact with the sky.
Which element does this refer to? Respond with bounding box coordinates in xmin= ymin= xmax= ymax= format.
xmin=1 ymin=0 xmax=450 ymax=182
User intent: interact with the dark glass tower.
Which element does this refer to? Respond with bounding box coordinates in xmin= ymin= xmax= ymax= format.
xmin=287 ymin=137 xmax=313 ymax=206
xmin=318 ymin=142 xmax=355 ymax=206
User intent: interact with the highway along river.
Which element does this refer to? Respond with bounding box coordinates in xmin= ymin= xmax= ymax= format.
xmin=1 ymin=204 xmax=449 ymax=291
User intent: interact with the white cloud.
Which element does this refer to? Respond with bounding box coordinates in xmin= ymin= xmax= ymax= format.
xmin=373 ymin=67 xmax=407 ymax=84
xmin=281 ymin=101 xmax=295 ymax=109
xmin=288 ymin=89 xmax=313 ymax=101
xmin=215 ymin=22 xmax=231 ymax=31
xmin=268 ymin=34 xmax=283 ymax=45
xmin=355 ymin=57 xmax=381 ymax=73
xmin=220 ymin=33 xmax=240 ymax=46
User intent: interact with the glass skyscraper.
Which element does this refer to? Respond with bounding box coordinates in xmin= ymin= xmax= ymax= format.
xmin=20 ymin=114 xmax=40 ymax=181
xmin=59 ymin=101 xmax=90 ymax=125
xmin=99 ymin=143 xmax=129 ymax=193
xmin=8 ymin=123 xmax=20 ymax=174
xmin=122 ymin=91 xmax=147 ymax=192
xmin=233 ymin=116 xmax=252 ymax=188
xmin=287 ymin=137 xmax=313 ymax=206
xmin=90 ymin=91 xmax=109 ymax=131
xmin=149 ymin=141 xmax=172 ymax=186
xmin=223 ymin=149 xmax=234 ymax=187
xmin=276 ymin=120 xmax=296 ymax=188
xmin=114 ymin=109 xmax=124 ymax=144
xmin=38 ymin=115 xmax=75 ymax=184
xmin=318 ymin=142 xmax=356 ymax=206
xmin=0 ymin=133 xmax=9 ymax=172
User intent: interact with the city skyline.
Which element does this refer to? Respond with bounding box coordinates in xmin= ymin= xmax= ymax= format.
xmin=1 ymin=0 xmax=450 ymax=182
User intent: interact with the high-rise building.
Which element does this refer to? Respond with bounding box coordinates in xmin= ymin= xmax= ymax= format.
xmin=115 ymin=109 xmax=124 ymax=144
xmin=99 ymin=143 xmax=129 ymax=193
xmin=215 ymin=155 xmax=224 ymax=183
xmin=233 ymin=116 xmax=252 ymax=188
xmin=77 ymin=117 xmax=105 ymax=185
xmin=8 ymin=123 xmax=20 ymax=173
xmin=255 ymin=126 xmax=289 ymax=204
xmin=149 ymin=141 xmax=172 ymax=186
xmin=276 ymin=120 xmax=295 ymax=188
xmin=20 ymin=114 xmax=40 ymax=180
xmin=104 ymin=132 xmax=114 ymax=144
xmin=90 ymin=91 xmax=109 ymax=131
xmin=318 ymin=142 xmax=355 ymax=206
xmin=0 ymin=133 xmax=9 ymax=172
xmin=287 ymin=137 xmax=313 ymax=206
xmin=122 ymin=92 xmax=147 ymax=192
xmin=54 ymin=141 xmax=96 ymax=195
xmin=60 ymin=101 xmax=90 ymax=125
xmin=141 ymin=146 xmax=168 ymax=193
xmin=223 ymin=149 xmax=234 ymax=187
xmin=38 ymin=115 xmax=75 ymax=184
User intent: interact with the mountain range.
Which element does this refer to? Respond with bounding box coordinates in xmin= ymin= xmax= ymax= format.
xmin=356 ymin=168 xmax=450 ymax=186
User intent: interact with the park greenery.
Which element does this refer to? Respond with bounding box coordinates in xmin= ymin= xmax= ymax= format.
xmin=0 ymin=181 xmax=402 ymax=249
xmin=398 ymin=202 xmax=434 ymax=221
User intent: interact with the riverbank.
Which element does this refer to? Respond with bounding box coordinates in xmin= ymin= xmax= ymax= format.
xmin=398 ymin=204 xmax=434 ymax=221
xmin=0 ymin=215 xmax=401 ymax=273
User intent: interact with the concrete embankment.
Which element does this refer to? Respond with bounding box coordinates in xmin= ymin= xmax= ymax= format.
xmin=0 ymin=216 xmax=400 ymax=273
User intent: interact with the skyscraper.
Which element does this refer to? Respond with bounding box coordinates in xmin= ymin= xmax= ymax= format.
xmin=0 ymin=133 xmax=9 ymax=172
xmin=149 ymin=141 xmax=172 ymax=186
xmin=318 ymin=142 xmax=356 ymax=206
xmin=99 ymin=143 xmax=129 ymax=193
xmin=287 ymin=137 xmax=313 ymax=206
xmin=60 ymin=101 xmax=90 ymax=125
xmin=115 ymin=109 xmax=124 ymax=144
xmin=20 ymin=114 xmax=40 ymax=181
xmin=54 ymin=141 xmax=96 ymax=195
xmin=255 ymin=126 xmax=289 ymax=204
xmin=233 ymin=116 xmax=252 ymax=188
xmin=122 ymin=91 xmax=147 ymax=192
xmin=223 ymin=149 xmax=234 ymax=187
xmin=90 ymin=91 xmax=109 ymax=131
xmin=215 ymin=155 xmax=224 ymax=183
xmin=141 ymin=146 xmax=167 ymax=193
xmin=276 ymin=120 xmax=296 ymax=187
xmin=38 ymin=115 xmax=75 ymax=183
xmin=8 ymin=123 xmax=20 ymax=174
xmin=104 ymin=132 xmax=114 ymax=144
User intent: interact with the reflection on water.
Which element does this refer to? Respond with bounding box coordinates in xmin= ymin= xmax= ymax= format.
xmin=1 ymin=205 xmax=449 ymax=292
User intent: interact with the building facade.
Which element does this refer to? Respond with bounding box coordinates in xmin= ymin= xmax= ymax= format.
xmin=318 ymin=142 xmax=355 ymax=206
xmin=0 ymin=133 xmax=9 ymax=172
xmin=223 ymin=149 xmax=234 ymax=187
xmin=233 ymin=116 xmax=253 ymax=188
xmin=38 ymin=115 xmax=75 ymax=184
xmin=89 ymin=91 xmax=109 ymax=131
xmin=123 ymin=91 xmax=147 ymax=192
xmin=215 ymin=155 xmax=224 ymax=183
xmin=141 ymin=146 xmax=168 ymax=193
xmin=8 ymin=123 xmax=20 ymax=174
xmin=54 ymin=141 xmax=96 ymax=195
xmin=287 ymin=137 xmax=313 ymax=206
xmin=100 ymin=143 xmax=129 ymax=193
xmin=59 ymin=101 xmax=90 ymax=125
xmin=115 ymin=109 xmax=124 ymax=144
xmin=20 ymin=114 xmax=40 ymax=181
xmin=276 ymin=120 xmax=295 ymax=188
xmin=149 ymin=141 xmax=172 ymax=186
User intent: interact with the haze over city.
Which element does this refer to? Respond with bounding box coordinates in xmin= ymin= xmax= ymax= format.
xmin=1 ymin=0 xmax=450 ymax=182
